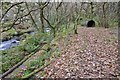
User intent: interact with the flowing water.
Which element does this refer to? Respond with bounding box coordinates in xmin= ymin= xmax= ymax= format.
xmin=0 ymin=27 xmax=50 ymax=50
xmin=0 ymin=39 xmax=20 ymax=50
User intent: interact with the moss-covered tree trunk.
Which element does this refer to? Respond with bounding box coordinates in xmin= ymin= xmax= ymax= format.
xmin=25 ymin=3 xmax=39 ymax=30
xmin=74 ymin=23 xmax=78 ymax=34
xmin=102 ymin=2 xmax=109 ymax=28
xmin=40 ymin=8 xmax=45 ymax=33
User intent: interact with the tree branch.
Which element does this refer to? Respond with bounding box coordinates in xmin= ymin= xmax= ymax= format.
xmin=0 ymin=2 xmax=24 ymax=22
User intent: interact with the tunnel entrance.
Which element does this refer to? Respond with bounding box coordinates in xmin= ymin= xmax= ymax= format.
xmin=87 ymin=20 xmax=95 ymax=27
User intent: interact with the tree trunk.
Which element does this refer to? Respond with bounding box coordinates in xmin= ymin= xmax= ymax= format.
xmin=102 ymin=2 xmax=109 ymax=28
xmin=74 ymin=22 xmax=78 ymax=34
xmin=25 ymin=3 xmax=39 ymax=30
xmin=40 ymin=8 xmax=45 ymax=33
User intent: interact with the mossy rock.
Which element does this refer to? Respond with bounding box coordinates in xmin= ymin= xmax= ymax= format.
xmin=1 ymin=28 xmax=16 ymax=41
xmin=50 ymin=39 xmax=59 ymax=46
xmin=1 ymin=21 xmax=13 ymax=29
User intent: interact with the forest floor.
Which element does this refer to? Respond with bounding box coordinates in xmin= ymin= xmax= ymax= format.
xmin=36 ymin=27 xmax=119 ymax=78
xmin=5 ymin=27 xmax=119 ymax=79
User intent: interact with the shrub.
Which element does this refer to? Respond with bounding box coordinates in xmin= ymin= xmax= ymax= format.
xmin=1 ymin=47 xmax=24 ymax=73
xmin=24 ymin=37 xmax=40 ymax=53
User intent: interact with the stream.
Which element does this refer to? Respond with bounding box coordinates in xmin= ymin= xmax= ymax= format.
xmin=0 ymin=31 xmax=34 ymax=51
xmin=0 ymin=39 xmax=20 ymax=50
xmin=0 ymin=27 xmax=51 ymax=51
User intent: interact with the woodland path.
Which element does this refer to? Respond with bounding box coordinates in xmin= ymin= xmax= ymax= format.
xmin=37 ymin=27 xmax=119 ymax=78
